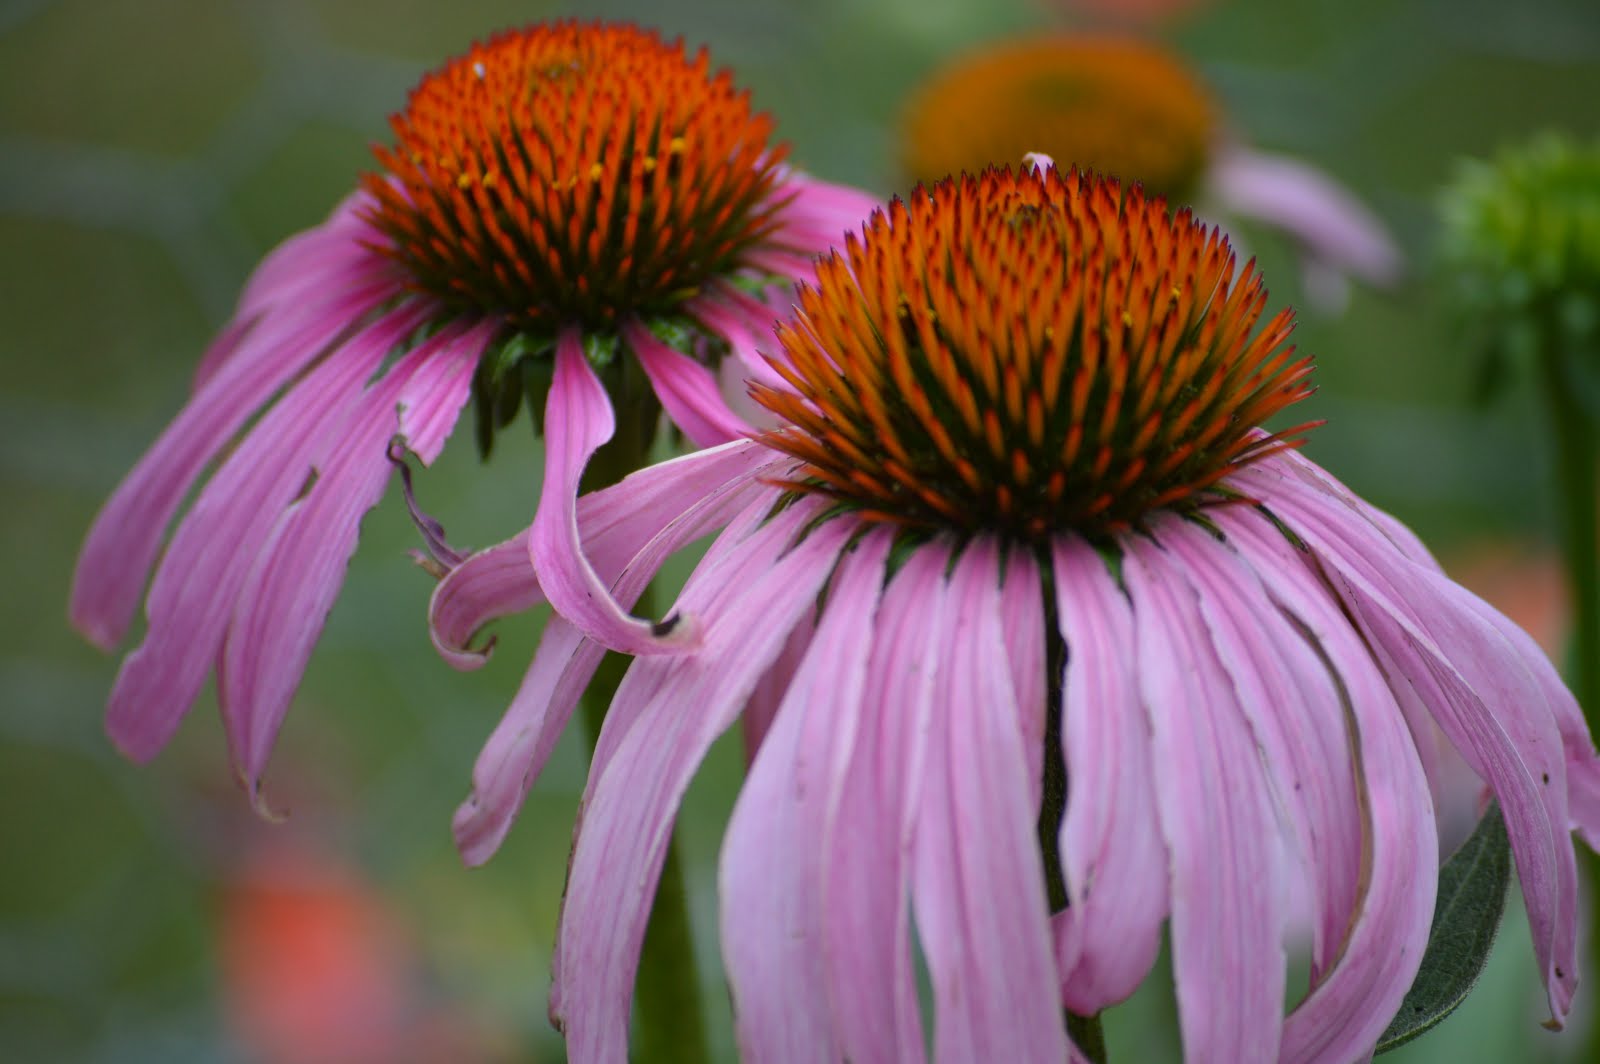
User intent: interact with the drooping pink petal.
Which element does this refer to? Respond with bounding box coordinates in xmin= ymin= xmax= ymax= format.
xmin=1209 ymin=147 xmax=1403 ymax=296
xmin=1160 ymin=518 xmax=1365 ymax=985
xmin=821 ymin=545 xmax=952 ymax=1064
xmin=1050 ymin=535 xmax=1168 ymax=1014
xmin=428 ymin=439 xmax=779 ymax=669
xmin=690 ymin=287 xmax=789 ymax=389
xmin=528 ymin=331 xmax=698 ymax=656
xmin=621 ymin=319 xmax=749 ymax=447
xmin=721 ymin=529 xmax=892 ymax=1062
xmin=453 ymin=507 xmax=771 ymax=865
xmin=769 ymin=169 xmax=882 ymax=254
xmin=909 ymin=539 xmax=1071 ymax=1062
xmin=449 ymin=456 xmax=785 ymax=866
xmin=218 ymin=322 xmax=491 ymax=799
xmin=552 ymin=503 xmax=852 ymax=1063
xmin=70 ymin=281 xmax=414 ymax=650
xmin=999 ymin=549 xmax=1046 ymax=808
xmin=1237 ymin=458 xmax=1578 ymax=1023
xmin=101 ymin=303 xmax=430 ymax=762
xmin=1217 ymin=506 xmax=1438 ymax=1064
xmin=396 ymin=320 xmax=497 ymax=464
xmin=1121 ymin=533 xmax=1289 ymax=1063
xmin=742 ymin=610 xmax=815 ymax=765
xmin=1459 ymin=594 xmax=1600 ymax=846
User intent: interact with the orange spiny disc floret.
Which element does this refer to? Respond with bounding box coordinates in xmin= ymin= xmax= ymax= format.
xmin=752 ymin=166 xmax=1316 ymax=542
xmin=901 ymin=36 xmax=1215 ymax=202
xmin=361 ymin=21 xmax=787 ymax=333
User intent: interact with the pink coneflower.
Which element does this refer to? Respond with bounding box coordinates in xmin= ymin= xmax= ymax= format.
xmin=900 ymin=34 xmax=1403 ymax=311
xmin=68 ymin=20 xmax=877 ymax=803
xmin=432 ymin=165 xmax=1600 ymax=1060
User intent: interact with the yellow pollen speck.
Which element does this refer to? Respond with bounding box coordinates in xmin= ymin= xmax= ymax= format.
xmin=642 ymin=157 xmax=657 ymax=172
xmin=588 ymin=163 xmax=605 ymax=181
xmin=456 ymin=172 xmax=473 ymax=189
xmin=668 ymin=136 xmax=687 ymax=154
xmin=1122 ymin=311 xmax=1133 ymax=328
xmin=483 ymin=169 xmax=499 ymax=188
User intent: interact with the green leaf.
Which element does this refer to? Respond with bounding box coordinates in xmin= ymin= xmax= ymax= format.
xmin=1375 ymin=801 xmax=1511 ymax=1054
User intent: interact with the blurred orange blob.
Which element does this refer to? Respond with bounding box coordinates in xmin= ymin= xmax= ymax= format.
xmin=1442 ymin=541 xmax=1568 ymax=660
xmin=219 ymin=839 xmax=494 ymax=1064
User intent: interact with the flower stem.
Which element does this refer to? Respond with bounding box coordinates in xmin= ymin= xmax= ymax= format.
xmin=1538 ymin=346 xmax=1600 ymax=714
xmin=574 ymin=368 xmax=708 ymax=1064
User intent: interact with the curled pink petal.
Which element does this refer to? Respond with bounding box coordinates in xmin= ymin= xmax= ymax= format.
xmin=528 ymin=332 xmax=698 ymax=656
xmin=553 ymin=503 xmax=852 ymax=1061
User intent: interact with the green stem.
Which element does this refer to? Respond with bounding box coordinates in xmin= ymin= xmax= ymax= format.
xmin=573 ymin=367 xmax=708 ymax=1064
xmin=1538 ymin=347 xmax=1600 ymax=714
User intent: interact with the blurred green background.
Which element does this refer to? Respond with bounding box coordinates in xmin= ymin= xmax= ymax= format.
xmin=3 ymin=0 xmax=1599 ymax=1060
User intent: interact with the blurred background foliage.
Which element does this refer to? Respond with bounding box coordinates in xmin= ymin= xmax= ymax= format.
xmin=2 ymin=0 xmax=1599 ymax=1060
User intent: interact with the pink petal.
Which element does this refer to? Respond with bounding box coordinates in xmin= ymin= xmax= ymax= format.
xmin=1209 ymin=147 xmax=1403 ymax=292
xmin=449 ymin=453 xmax=784 ymax=866
xmin=396 ymin=319 xmax=498 ymax=464
xmin=552 ymin=503 xmax=852 ymax=1062
xmin=1236 ymin=459 xmax=1578 ymax=1022
xmin=428 ymin=439 xmax=777 ymax=670
xmin=910 ymin=539 xmax=1070 ymax=1063
xmin=70 ymin=281 xmax=412 ymax=650
xmin=768 ymin=169 xmax=881 ymax=255
xmin=218 ymin=323 xmax=483 ymax=799
xmin=998 ymin=549 xmax=1046 ymax=808
xmin=1160 ymin=518 xmax=1365 ymax=984
xmin=1050 ymin=535 xmax=1168 ymax=1013
xmin=528 ymin=331 xmax=697 ymax=656
xmin=1121 ymin=533 xmax=1289 ymax=1062
xmin=1217 ymin=507 xmax=1438 ymax=1064
xmin=688 ymin=288 xmax=788 ymax=389
xmin=721 ymin=529 xmax=892 ymax=1061
xmin=101 ymin=304 xmax=429 ymax=762
xmin=621 ymin=319 xmax=750 ymax=447
xmin=741 ymin=610 xmax=815 ymax=765
xmin=820 ymin=545 xmax=954 ymax=1064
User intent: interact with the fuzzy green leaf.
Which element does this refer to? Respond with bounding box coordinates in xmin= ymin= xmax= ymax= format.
xmin=1375 ymin=802 xmax=1510 ymax=1054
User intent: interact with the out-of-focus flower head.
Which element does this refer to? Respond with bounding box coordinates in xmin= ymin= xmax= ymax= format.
xmin=69 ymin=20 xmax=878 ymax=808
xmin=432 ymin=163 xmax=1600 ymax=1060
xmin=901 ymin=34 xmax=1403 ymax=311
xmin=220 ymin=836 xmax=501 ymax=1063
xmin=1439 ymin=134 xmax=1600 ymax=378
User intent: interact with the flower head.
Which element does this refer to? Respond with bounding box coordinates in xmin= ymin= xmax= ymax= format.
xmin=1439 ymin=134 xmax=1600 ymax=367
xmin=902 ymin=35 xmax=1404 ymax=310
xmin=69 ymin=20 xmax=878 ymax=805
xmin=437 ymin=165 xmax=1600 ymax=1061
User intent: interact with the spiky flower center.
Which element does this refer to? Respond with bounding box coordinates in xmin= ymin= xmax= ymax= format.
xmin=754 ymin=167 xmax=1315 ymax=541
xmin=362 ymin=21 xmax=787 ymax=333
xmin=901 ymin=37 xmax=1215 ymax=202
